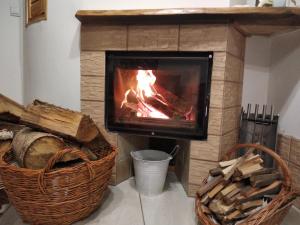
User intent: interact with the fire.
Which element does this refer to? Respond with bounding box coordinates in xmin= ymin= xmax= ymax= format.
xmin=121 ymin=70 xmax=170 ymax=119
xmin=136 ymin=70 xmax=156 ymax=99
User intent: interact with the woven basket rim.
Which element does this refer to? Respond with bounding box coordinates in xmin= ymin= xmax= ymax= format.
xmin=0 ymin=145 xmax=117 ymax=176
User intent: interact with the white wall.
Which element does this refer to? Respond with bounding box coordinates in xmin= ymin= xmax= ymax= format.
xmin=268 ymin=30 xmax=300 ymax=139
xmin=0 ymin=0 xmax=23 ymax=104
xmin=23 ymin=0 xmax=231 ymax=111
xmin=242 ymin=37 xmax=271 ymax=108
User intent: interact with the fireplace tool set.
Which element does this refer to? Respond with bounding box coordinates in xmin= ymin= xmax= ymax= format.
xmin=239 ymin=104 xmax=279 ymax=167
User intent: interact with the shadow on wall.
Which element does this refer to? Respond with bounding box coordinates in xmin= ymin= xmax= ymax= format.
xmin=269 ymin=30 xmax=300 ymax=113
xmin=69 ymin=23 xmax=81 ymax=59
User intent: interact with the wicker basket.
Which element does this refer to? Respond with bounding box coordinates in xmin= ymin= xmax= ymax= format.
xmin=196 ymin=143 xmax=298 ymax=225
xmin=0 ymin=141 xmax=116 ymax=225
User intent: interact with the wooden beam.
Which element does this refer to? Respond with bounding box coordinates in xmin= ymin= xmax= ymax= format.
xmin=75 ymin=7 xmax=300 ymax=36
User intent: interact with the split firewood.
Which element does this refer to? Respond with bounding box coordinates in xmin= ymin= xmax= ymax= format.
xmin=197 ymin=175 xmax=224 ymax=197
xmin=251 ymin=168 xmax=276 ymax=176
xmin=243 ymin=204 xmax=265 ymax=216
xmin=222 ymin=148 xmax=255 ymax=180
xmin=226 ymin=187 xmax=241 ymax=199
xmin=237 ymin=163 xmax=264 ymax=176
xmin=209 ymin=199 xmax=235 ymax=215
xmin=224 ymin=192 xmax=242 ymax=205
xmin=232 ymin=167 xmax=275 ymax=181
xmin=223 ymin=210 xmax=242 ymax=222
xmin=201 ymin=205 xmax=212 ymax=215
xmin=220 ymin=183 xmax=240 ymax=197
xmin=219 ymin=154 xmax=257 ymax=168
xmin=219 ymin=158 xmax=239 ymax=168
xmin=222 ymin=163 xmax=236 ymax=179
xmin=0 ymin=94 xmax=26 ymax=122
xmin=237 ymin=181 xmax=282 ymax=203
xmin=250 ymin=172 xmax=282 ymax=188
xmin=208 ymin=182 xmax=227 ymax=199
xmin=237 ymin=199 xmax=264 ymax=211
xmin=201 ymin=194 xmax=210 ymax=205
xmin=21 ymin=100 xmax=99 ymax=143
xmin=209 ymin=167 xmax=223 ymax=177
xmin=240 ymin=186 xmax=258 ymax=197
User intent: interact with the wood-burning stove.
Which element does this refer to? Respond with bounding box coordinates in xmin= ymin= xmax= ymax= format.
xmin=105 ymin=51 xmax=213 ymax=140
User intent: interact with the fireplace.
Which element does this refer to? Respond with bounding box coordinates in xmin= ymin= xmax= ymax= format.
xmin=80 ymin=19 xmax=245 ymax=195
xmin=105 ymin=51 xmax=213 ymax=140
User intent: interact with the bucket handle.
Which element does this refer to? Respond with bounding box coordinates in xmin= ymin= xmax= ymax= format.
xmin=170 ymin=145 xmax=180 ymax=158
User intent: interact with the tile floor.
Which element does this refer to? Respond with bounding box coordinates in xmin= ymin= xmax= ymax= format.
xmin=0 ymin=173 xmax=299 ymax=225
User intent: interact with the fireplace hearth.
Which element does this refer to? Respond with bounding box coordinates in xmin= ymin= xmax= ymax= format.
xmin=105 ymin=51 xmax=213 ymax=140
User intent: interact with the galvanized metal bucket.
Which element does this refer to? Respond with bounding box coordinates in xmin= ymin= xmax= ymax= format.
xmin=131 ymin=145 xmax=180 ymax=196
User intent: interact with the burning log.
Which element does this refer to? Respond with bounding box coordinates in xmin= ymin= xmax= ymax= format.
xmin=144 ymin=96 xmax=179 ymax=118
xmin=120 ymin=69 xmax=195 ymax=121
xmin=154 ymin=84 xmax=193 ymax=116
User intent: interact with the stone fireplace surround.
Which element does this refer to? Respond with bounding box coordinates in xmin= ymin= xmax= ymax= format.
xmin=79 ymin=11 xmax=247 ymax=196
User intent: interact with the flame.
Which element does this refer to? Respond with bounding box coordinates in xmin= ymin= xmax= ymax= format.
xmin=121 ymin=70 xmax=169 ymax=119
xmin=136 ymin=70 xmax=156 ymax=99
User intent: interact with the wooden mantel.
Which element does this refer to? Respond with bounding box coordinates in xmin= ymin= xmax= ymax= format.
xmin=76 ymin=7 xmax=300 ymax=36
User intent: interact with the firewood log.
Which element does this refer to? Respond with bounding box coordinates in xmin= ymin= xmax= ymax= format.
xmin=251 ymin=168 xmax=276 ymax=176
xmin=220 ymin=183 xmax=240 ymax=197
xmin=232 ymin=167 xmax=275 ymax=181
xmin=201 ymin=205 xmax=212 ymax=215
xmin=209 ymin=199 xmax=235 ymax=215
xmin=237 ymin=199 xmax=264 ymax=211
xmin=144 ymin=96 xmax=178 ymax=118
xmin=12 ymin=128 xmax=97 ymax=169
xmin=219 ymin=158 xmax=239 ymax=168
xmin=222 ymin=148 xmax=255 ymax=180
xmin=223 ymin=210 xmax=242 ymax=222
xmin=209 ymin=167 xmax=223 ymax=176
xmin=197 ymin=175 xmax=224 ymax=197
xmin=12 ymin=128 xmax=66 ymax=169
xmin=21 ymin=100 xmax=99 ymax=142
xmin=237 ymin=163 xmax=264 ymax=176
xmin=154 ymin=84 xmax=192 ymax=115
xmin=201 ymin=194 xmax=210 ymax=205
xmin=0 ymin=94 xmax=26 ymax=122
xmin=224 ymin=191 xmax=241 ymax=205
xmin=237 ymin=181 xmax=282 ymax=203
xmin=208 ymin=182 xmax=227 ymax=199
xmin=250 ymin=172 xmax=282 ymax=188
xmin=0 ymin=121 xmax=25 ymax=135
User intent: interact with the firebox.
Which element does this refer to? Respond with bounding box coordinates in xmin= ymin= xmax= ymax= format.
xmin=105 ymin=51 xmax=213 ymax=140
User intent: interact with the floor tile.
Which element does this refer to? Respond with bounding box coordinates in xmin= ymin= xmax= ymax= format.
xmin=140 ymin=173 xmax=197 ymax=225
xmin=75 ymin=178 xmax=144 ymax=225
xmin=282 ymin=206 xmax=300 ymax=225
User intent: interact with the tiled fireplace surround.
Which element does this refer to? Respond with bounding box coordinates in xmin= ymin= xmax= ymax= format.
xmin=80 ymin=23 xmax=245 ymax=196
